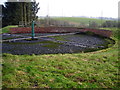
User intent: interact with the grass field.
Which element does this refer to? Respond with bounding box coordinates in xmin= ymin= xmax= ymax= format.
xmin=52 ymin=17 xmax=107 ymax=26
xmin=1 ymin=26 xmax=119 ymax=88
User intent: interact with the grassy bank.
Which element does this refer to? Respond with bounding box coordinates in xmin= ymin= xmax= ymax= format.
xmin=0 ymin=25 xmax=18 ymax=33
xmin=2 ymin=28 xmax=119 ymax=88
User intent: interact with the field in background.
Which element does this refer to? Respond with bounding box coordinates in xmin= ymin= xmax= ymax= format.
xmin=52 ymin=17 xmax=107 ymax=26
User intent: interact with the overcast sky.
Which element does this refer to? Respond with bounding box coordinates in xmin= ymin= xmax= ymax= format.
xmin=0 ymin=0 xmax=119 ymax=18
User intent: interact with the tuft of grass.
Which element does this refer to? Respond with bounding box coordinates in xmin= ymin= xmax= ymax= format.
xmin=51 ymin=35 xmax=72 ymax=41
xmin=53 ymin=36 xmax=67 ymax=41
xmin=42 ymin=40 xmax=63 ymax=48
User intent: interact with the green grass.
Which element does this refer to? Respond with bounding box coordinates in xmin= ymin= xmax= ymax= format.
xmin=0 ymin=25 xmax=18 ymax=33
xmin=53 ymin=36 xmax=67 ymax=41
xmin=4 ymin=40 xmax=63 ymax=48
xmin=51 ymin=35 xmax=71 ymax=41
xmin=2 ymin=27 xmax=119 ymax=88
xmin=52 ymin=17 xmax=107 ymax=26
xmin=41 ymin=40 xmax=63 ymax=48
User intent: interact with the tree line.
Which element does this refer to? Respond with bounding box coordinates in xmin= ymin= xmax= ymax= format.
xmin=89 ymin=20 xmax=118 ymax=29
xmin=2 ymin=0 xmax=40 ymax=27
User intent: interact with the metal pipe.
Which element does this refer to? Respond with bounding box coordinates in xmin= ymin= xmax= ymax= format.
xmin=32 ymin=21 xmax=35 ymax=39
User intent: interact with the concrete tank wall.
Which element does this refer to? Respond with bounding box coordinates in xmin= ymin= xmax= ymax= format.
xmin=10 ymin=27 xmax=112 ymax=37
